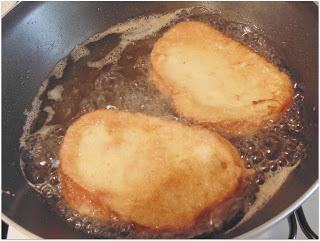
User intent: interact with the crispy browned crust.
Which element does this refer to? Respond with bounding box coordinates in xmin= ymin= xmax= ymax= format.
xmin=59 ymin=170 xmax=110 ymax=221
xmin=58 ymin=109 xmax=252 ymax=237
xmin=150 ymin=21 xmax=293 ymax=136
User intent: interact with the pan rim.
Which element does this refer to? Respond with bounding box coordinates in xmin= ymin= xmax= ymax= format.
xmin=1 ymin=1 xmax=318 ymax=239
xmin=237 ymin=181 xmax=318 ymax=239
xmin=1 ymin=1 xmax=20 ymax=19
xmin=2 ymin=214 xmax=40 ymax=239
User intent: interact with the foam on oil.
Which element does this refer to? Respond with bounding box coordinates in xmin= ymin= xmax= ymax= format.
xmin=19 ymin=7 xmax=307 ymax=238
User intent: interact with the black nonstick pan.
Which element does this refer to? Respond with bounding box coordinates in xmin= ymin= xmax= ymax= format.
xmin=2 ymin=1 xmax=318 ymax=238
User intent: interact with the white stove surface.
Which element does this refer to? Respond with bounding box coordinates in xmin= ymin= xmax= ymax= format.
xmin=255 ymin=189 xmax=319 ymax=239
xmin=7 ymin=189 xmax=318 ymax=239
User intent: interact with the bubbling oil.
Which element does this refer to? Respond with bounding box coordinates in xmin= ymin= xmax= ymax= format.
xmin=19 ymin=7 xmax=307 ymax=238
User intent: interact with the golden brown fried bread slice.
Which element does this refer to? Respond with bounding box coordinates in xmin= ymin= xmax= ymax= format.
xmin=59 ymin=109 xmax=245 ymax=233
xmin=150 ymin=21 xmax=293 ymax=136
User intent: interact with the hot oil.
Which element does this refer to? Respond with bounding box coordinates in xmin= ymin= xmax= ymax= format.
xmin=19 ymin=7 xmax=307 ymax=238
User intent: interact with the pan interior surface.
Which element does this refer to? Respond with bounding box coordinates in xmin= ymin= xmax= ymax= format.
xmin=2 ymin=1 xmax=318 ymax=239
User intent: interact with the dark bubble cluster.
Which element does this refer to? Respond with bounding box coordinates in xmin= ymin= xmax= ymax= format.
xmin=234 ymin=85 xmax=306 ymax=186
xmin=19 ymin=7 xmax=308 ymax=238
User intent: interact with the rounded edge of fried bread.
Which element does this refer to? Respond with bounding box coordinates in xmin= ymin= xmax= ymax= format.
xmin=59 ymin=109 xmax=249 ymax=236
xmin=150 ymin=21 xmax=293 ymax=136
xmin=59 ymin=170 xmax=110 ymax=221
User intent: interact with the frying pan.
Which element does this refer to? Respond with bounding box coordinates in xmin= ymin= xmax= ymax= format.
xmin=2 ymin=1 xmax=318 ymax=238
